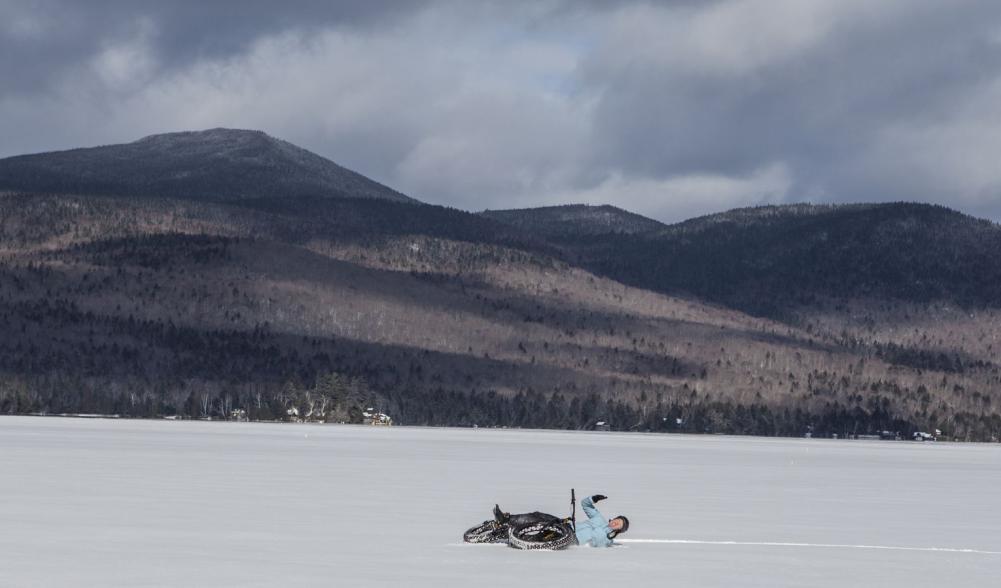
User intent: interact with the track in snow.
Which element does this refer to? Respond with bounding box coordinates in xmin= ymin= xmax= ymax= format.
xmin=617 ymin=538 xmax=1001 ymax=555
xmin=451 ymin=539 xmax=1001 ymax=556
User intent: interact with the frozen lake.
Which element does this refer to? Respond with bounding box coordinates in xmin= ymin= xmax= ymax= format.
xmin=2 ymin=416 xmax=999 ymax=587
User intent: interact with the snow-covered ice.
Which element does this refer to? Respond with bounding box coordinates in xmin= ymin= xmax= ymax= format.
xmin=1 ymin=416 xmax=999 ymax=587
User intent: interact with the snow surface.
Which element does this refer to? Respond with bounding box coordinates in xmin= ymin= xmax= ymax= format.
xmin=1 ymin=416 xmax=999 ymax=587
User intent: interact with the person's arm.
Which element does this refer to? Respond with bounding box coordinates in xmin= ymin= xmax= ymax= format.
xmin=582 ymin=494 xmax=608 ymax=523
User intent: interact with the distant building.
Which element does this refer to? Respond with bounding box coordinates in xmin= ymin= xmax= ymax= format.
xmin=363 ymin=408 xmax=392 ymax=426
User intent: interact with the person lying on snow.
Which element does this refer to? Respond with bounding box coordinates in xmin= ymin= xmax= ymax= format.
xmin=493 ymin=494 xmax=629 ymax=547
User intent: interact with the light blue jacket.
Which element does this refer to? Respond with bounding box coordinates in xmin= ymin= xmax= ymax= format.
xmin=575 ymin=496 xmax=614 ymax=547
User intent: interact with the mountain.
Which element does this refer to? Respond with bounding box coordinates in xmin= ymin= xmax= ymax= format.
xmin=480 ymin=204 xmax=666 ymax=238
xmin=1 ymin=131 xmax=999 ymax=440
xmin=0 ymin=128 xmax=414 ymax=203
xmin=565 ymin=202 xmax=1001 ymax=316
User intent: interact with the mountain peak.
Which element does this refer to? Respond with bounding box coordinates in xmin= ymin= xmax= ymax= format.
xmin=133 ymin=127 xmax=270 ymax=145
xmin=481 ymin=203 xmax=666 ymax=238
xmin=667 ymin=202 xmax=983 ymax=236
xmin=0 ymin=129 xmax=416 ymax=204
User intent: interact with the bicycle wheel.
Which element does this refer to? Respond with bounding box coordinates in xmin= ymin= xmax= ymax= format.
xmin=463 ymin=520 xmax=509 ymax=544
xmin=507 ymin=521 xmax=577 ymax=550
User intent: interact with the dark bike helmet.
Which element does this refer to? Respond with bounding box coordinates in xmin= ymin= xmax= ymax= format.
xmin=607 ymin=515 xmax=630 ymax=540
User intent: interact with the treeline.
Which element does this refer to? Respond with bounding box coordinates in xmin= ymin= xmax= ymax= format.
xmin=7 ymin=374 xmax=1000 ymax=441
xmin=390 ymin=388 xmax=1001 ymax=441
xmin=0 ymin=371 xmax=376 ymax=423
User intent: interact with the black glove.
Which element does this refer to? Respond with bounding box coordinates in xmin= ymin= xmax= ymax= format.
xmin=592 ymin=494 xmax=607 ymax=503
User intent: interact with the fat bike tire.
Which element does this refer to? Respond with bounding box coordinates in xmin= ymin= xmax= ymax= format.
xmin=507 ymin=521 xmax=577 ymax=551
xmin=464 ymin=520 xmax=509 ymax=544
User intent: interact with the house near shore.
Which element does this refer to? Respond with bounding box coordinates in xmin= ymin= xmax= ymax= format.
xmin=363 ymin=408 xmax=392 ymax=426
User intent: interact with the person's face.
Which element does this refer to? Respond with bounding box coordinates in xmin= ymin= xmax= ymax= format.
xmin=609 ymin=518 xmax=624 ymax=531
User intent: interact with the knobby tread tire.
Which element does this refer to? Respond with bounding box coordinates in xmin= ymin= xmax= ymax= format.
xmin=507 ymin=521 xmax=577 ymax=551
xmin=463 ymin=520 xmax=508 ymax=544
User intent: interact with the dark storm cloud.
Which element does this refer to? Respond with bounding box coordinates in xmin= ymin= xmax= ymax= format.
xmin=0 ymin=0 xmax=424 ymax=97
xmin=582 ymin=1 xmax=1001 ymax=202
xmin=2 ymin=0 xmax=1001 ymax=222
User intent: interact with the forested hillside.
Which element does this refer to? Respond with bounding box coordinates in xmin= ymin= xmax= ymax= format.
xmin=565 ymin=203 xmax=1001 ymax=315
xmin=2 ymin=132 xmax=1000 ymax=441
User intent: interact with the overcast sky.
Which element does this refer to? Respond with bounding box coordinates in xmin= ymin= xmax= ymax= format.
xmin=2 ymin=0 xmax=1001 ymax=222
